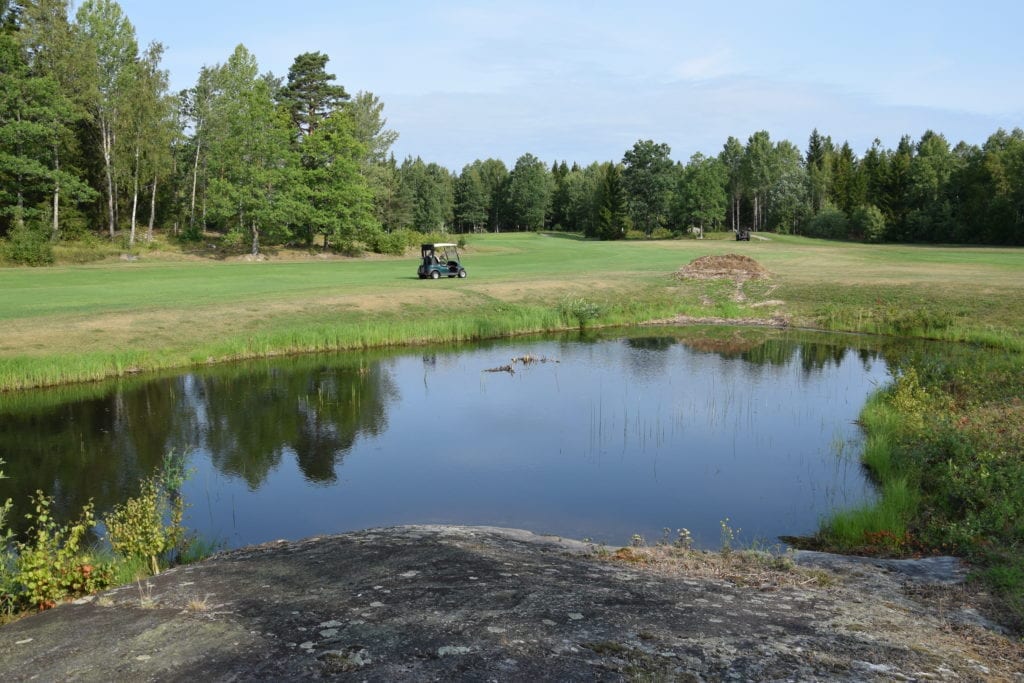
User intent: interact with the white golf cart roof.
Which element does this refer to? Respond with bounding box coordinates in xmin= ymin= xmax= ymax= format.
xmin=430 ymin=243 xmax=457 ymax=248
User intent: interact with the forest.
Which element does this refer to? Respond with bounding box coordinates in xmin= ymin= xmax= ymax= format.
xmin=2 ymin=0 xmax=1023 ymax=267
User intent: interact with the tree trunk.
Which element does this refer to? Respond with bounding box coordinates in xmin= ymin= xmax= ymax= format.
xmin=148 ymin=175 xmax=158 ymax=242
xmin=251 ymin=220 xmax=260 ymax=256
xmin=101 ymin=119 xmax=116 ymax=239
xmin=129 ymin=146 xmax=140 ymax=247
xmin=189 ymin=135 xmax=201 ymax=230
xmin=52 ymin=147 xmax=61 ymax=239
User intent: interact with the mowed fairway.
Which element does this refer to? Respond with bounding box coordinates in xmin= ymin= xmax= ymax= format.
xmin=1 ymin=233 xmax=1023 ymax=390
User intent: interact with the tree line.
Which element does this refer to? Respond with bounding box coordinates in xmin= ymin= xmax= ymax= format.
xmin=2 ymin=0 xmax=1022 ymax=263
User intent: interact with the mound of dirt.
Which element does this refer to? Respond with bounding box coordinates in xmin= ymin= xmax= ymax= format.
xmin=675 ymin=254 xmax=771 ymax=281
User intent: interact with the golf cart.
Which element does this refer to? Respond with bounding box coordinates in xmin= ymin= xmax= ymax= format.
xmin=735 ymin=228 xmax=751 ymax=241
xmin=417 ymin=243 xmax=467 ymax=279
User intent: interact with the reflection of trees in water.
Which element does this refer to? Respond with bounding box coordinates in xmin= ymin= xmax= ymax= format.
xmin=625 ymin=336 xmax=677 ymax=352
xmin=742 ymin=338 xmax=881 ymax=375
xmin=623 ymin=336 xmax=677 ymax=377
xmin=0 ymin=386 xmax=172 ymax=536
xmin=172 ymin=361 xmax=396 ymax=488
xmin=0 ymin=357 xmax=396 ymax=534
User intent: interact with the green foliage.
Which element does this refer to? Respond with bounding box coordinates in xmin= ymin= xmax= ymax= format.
xmin=105 ymin=480 xmax=167 ymax=576
xmin=5 ymin=224 xmax=54 ymax=265
xmin=593 ymin=162 xmax=629 ymax=240
xmin=622 ymin=139 xmax=675 ymax=235
xmin=14 ymin=492 xmax=112 ymax=609
xmin=51 ymin=232 xmax=117 ymax=263
xmin=803 ymin=206 xmax=849 ymax=239
xmin=299 ymin=110 xmax=378 ymax=249
xmin=280 ymin=51 xmax=348 ymax=138
xmin=370 ymin=230 xmax=409 ymax=255
xmin=821 ymin=345 xmax=1024 ymax=628
xmin=105 ymin=451 xmax=189 ymax=575
xmin=674 ymin=152 xmax=728 ymax=233
xmin=560 ymin=296 xmax=603 ymax=329
xmin=506 ymin=153 xmax=553 ymax=231
xmin=399 ymin=156 xmax=454 ymax=232
xmin=0 ymin=460 xmax=14 ymax=614
xmin=849 ymin=204 xmax=887 ymax=242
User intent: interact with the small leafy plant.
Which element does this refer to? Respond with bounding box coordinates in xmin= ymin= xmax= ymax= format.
xmin=15 ymin=492 xmax=112 ymax=610
xmin=105 ymin=451 xmax=189 ymax=576
xmin=561 ymin=296 xmax=603 ymax=329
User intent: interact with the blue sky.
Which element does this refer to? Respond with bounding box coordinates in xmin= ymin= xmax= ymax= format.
xmin=114 ymin=0 xmax=1024 ymax=170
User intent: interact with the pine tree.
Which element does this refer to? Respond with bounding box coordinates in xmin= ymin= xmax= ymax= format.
xmin=280 ymin=51 xmax=348 ymax=139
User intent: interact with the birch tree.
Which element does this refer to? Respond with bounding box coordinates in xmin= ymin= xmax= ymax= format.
xmin=119 ymin=41 xmax=169 ymax=246
xmin=74 ymin=0 xmax=137 ymax=239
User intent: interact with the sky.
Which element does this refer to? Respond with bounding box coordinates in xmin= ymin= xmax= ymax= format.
xmin=112 ymin=0 xmax=1024 ymax=170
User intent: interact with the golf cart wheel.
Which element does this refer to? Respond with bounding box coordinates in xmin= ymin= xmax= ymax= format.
xmin=458 ymin=269 xmax=467 ymax=278
xmin=430 ymin=270 xmax=440 ymax=279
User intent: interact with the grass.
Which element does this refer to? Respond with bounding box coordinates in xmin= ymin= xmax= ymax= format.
xmin=2 ymin=231 xmax=1022 ymax=390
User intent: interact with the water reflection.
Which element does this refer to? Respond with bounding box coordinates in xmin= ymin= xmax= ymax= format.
xmin=0 ymin=329 xmax=891 ymax=548
xmin=0 ymin=356 xmax=395 ymax=533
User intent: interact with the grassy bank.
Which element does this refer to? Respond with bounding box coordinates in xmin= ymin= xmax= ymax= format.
xmin=2 ymin=232 xmax=1023 ymax=391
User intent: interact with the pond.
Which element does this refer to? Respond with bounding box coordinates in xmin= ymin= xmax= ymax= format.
xmin=0 ymin=328 xmax=892 ymax=549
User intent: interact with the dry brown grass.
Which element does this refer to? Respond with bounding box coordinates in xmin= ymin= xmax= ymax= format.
xmin=675 ymin=254 xmax=772 ymax=282
xmin=599 ymin=545 xmax=835 ymax=590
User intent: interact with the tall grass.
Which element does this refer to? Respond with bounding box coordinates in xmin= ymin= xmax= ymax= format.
xmin=0 ymin=294 xmax=682 ymax=391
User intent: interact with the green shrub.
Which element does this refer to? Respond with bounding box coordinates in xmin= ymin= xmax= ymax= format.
xmin=804 ymin=207 xmax=850 ymax=240
xmin=560 ymin=296 xmax=603 ymax=329
xmin=650 ymin=227 xmax=674 ymax=240
xmin=6 ymin=225 xmax=54 ymax=266
xmin=219 ymin=230 xmax=246 ymax=252
xmin=0 ymin=461 xmax=15 ymax=615
xmin=15 ymin=492 xmax=112 ymax=610
xmin=52 ymin=234 xmax=117 ymax=264
xmin=850 ymin=204 xmax=888 ymax=243
xmin=105 ymin=451 xmax=189 ymax=575
xmin=371 ymin=230 xmax=410 ymax=255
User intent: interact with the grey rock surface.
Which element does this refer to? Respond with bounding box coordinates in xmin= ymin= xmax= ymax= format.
xmin=0 ymin=525 xmax=1019 ymax=681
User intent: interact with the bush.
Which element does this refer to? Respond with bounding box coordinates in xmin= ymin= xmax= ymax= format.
xmin=219 ymin=229 xmax=246 ymax=252
xmin=52 ymin=234 xmax=118 ymax=264
xmin=5 ymin=225 xmax=54 ymax=266
xmin=560 ymin=296 xmax=604 ymax=329
xmin=370 ymin=230 xmax=410 ymax=255
xmin=650 ymin=227 xmax=674 ymax=240
xmin=105 ymin=451 xmax=189 ymax=575
xmin=850 ymin=204 xmax=888 ymax=243
xmin=804 ymin=207 xmax=850 ymax=240
xmin=15 ymin=492 xmax=112 ymax=610
xmin=0 ymin=462 xmax=15 ymax=615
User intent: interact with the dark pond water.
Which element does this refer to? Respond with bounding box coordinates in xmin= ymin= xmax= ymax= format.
xmin=0 ymin=329 xmax=891 ymax=549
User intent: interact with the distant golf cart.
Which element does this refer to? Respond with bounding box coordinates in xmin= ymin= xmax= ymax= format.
xmin=735 ymin=228 xmax=751 ymax=241
xmin=417 ymin=243 xmax=467 ymax=279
